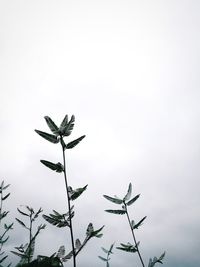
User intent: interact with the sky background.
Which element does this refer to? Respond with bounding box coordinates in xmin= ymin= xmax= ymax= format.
xmin=0 ymin=0 xmax=200 ymax=266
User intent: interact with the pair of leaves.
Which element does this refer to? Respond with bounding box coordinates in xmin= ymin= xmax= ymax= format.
xmin=68 ymin=185 xmax=88 ymax=201
xmin=116 ymin=242 xmax=139 ymax=253
xmin=148 ymin=252 xmax=166 ymax=267
xmin=43 ymin=208 xmax=74 ymax=228
xmin=131 ymin=216 xmax=147 ymax=230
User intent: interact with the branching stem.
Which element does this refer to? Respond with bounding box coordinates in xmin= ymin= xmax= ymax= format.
xmin=124 ymin=203 xmax=145 ymax=267
xmin=61 ymin=139 xmax=76 ymax=267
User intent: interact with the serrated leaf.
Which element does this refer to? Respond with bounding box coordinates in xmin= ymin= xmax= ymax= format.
xmin=35 ymin=130 xmax=59 ymax=144
xmin=2 ymin=193 xmax=10 ymax=201
xmin=70 ymin=185 xmax=88 ymax=201
xmin=98 ymin=256 xmax=107 ymax=261
xmin=15 ymin=218 xmax=27 ymax=229
xmin=133 ymin=216 xmax=147 ymax=229
xmin=126 ymin=194 xmax=140 ymax=206
xmin=124 ymin=183 xmax=132 ymax=201
xmin=40 ymin=160 xmax=64 ymax=173
xmin=105 ymin=209 xmax=126 ymax=215
xmin=44 ymin=116 xmax=59 ymax=135
xmin=103 ymin=195 xmax=123 ymax=204
xmin=66 ymin=135 xmax=86 ymax=149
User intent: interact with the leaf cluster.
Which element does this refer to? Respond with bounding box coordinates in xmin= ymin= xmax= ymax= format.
xmin=98 ymin=243 xmax=114 ymax=267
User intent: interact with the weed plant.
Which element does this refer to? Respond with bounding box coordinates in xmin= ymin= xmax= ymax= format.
xmin=1 ymin=114 xmax=165 ymax=267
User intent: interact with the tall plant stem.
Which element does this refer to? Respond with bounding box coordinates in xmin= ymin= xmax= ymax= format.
xmin=61 ymin=141 xmax=76 ymax=267
xmin=124 ymin=203 xmax=145 ymax=267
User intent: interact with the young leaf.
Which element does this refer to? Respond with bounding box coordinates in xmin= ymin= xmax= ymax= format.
xmin=105 ymin=209 xmax=126 ymax=215
xmin=66 ymin=135 xmax=86 ymax=149
xmin=62 ymin=115 xmax=75 ymax=136
xmin=62 ymin=251 xmax=73 ymax=262
xmin=44 ymin=116 xmax=59 ymax=135
xmin=75 ymin=239 xmax=82 ymax=250
xmin=40 ymin=160 xmax=64 ymax=173
xmin=133 ymin=216 xmax=147 ymax=229
xmin=101 ymin=247 xmax=109 ymax=254
xmin=35 ymin=130 xmax=59 ymax=144
xmin=126 ymin=194 xmax=140 ymax=206
xmin=103 ymin=195 xmax=123 ymax=204
xmin=124 ymin=183 xmax=132 ymax=201
xmin=69 ymin=185 xmax=88 ymax=201
xmin=86 ymin=223 xmax=94 ymax=236
xmin=91 ymin=225 xmax=104 ymax=237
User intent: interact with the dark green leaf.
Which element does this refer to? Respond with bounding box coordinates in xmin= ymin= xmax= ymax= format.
xmin=40 ymin=160 xmax=64 ymax=173
xmin=124 ymin=183 xmax=132 ymax=201
xmin=86 ymin=223 xmax=94 ymax=236
xmin=105 ymin=209 xmax=126 ymax=215
xmin=66 ymin=135 xmax=86 ymax=149
xmin=44 ymin=116 xmax=59 ymax=135
xmin=42 ymin=214 xmax=69 ymax=228
xmin=35 ymin=130 xmax=59 ymax=144
xmin=116 ymin=243 xmax=138 ymax=253
xmin=91 ymin=225 xmax=104 ymax=237
xmin=126 ymin=194 xmax=140 ymax=206
xmin=60 ymin=115 xmax=68 ymax=129
xmin=103 ymin=195 xmax=123 ymax=204
xmin=133 ymin=216 xmax=147 ymax=229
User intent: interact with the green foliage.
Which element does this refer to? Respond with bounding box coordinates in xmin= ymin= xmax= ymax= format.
xmin=68 ymin=185 xmax=88 ymax=201
xmin=40 ymin=160 xmax=64 ymax=173
xmin=116 ymin=242 xmax=139 ymax=253
xmin=148 ymin=252 xmax=166 ymax=267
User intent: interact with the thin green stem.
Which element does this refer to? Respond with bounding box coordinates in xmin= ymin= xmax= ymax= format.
xmin=28 ymin=214 xmax=33 ymax=263
xmin=61 ymin=139 xmax=76 ymax=267
xmin=124 ymin=203 xmax=145 ymax=267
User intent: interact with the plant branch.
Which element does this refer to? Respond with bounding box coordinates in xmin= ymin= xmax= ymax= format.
xmin=61 ymin=138 xmax=76 ymax=267
xmin=124 ymin=203 xmax=145 ymax=267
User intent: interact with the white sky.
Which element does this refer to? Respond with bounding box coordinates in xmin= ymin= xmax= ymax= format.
xmin=0 ymin=1 xmax=200 ymax=266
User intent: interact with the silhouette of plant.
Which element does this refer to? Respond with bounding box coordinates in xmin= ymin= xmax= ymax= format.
xmin=0 ymin=181 xmax=13 ymax=267
xmin=35 ymin=115 xmax=104 ymax=267
xmin=11 ymin=206 xmax=45 ymax=266
xmin=104 ymin=183 xmax=165 ymax=267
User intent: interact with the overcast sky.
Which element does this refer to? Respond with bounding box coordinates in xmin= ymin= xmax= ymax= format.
xmin=0 ymin=1 xmax=200 ymax=266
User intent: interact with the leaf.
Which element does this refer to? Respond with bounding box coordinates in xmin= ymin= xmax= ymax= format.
xmin=0 ymin=255 xmax=7 ymax=263
xmin=15 ymin=218 xmax=27 ymax=229
xmin=60 ymin=115 xmax=68 ymax=130
xmin=2 ymin=193 xmax=10 ymax=201
xmin=57 ymin=246 xmax=65 ymax=258
xmin=124 ymin=183 xmax=132 ymax=201
xmin=2 ymin=184 xmax=10 ymax=191
xmin=133 ymin=216 xmax=147 ymax=229
xmin=86 ymin=223 xmax=94 ymax=236
xmin=62 ymin=251 xmax=73 ymax=262
xmin=105 ymin=209 xmax=126 ymax=215
xmin=17 ymin=208 xmax=29 ymax=217
xmin=116 ymin=242 xmax=138 ymax=253
xmin=40 ymin=160 xmax=64 ymax=173
xmin=101 ymin=247 xmax=109 ymax=254
xmin=44 ymin=116 xmax=59 ymax=135
xmin=62 ymin=115 xmax=75 ymax=136
xmin=35 ymin=130 xmax=59 ymax=144
xmin=126 ymin=194 xmax=140 ymax=206
xmin=42 ymin=214 xmax=69 ymax=228
xmin=91 ymin=225 xmax=104 ymax=237
xmin=66 ymin=135 xmax=86 ymax=149
xmin=103 ymin=195 xmax=123 ymax=204
xmin=69 ymin=185 xmax=88 ymax=201
xmin=148 ymin=252 xmax=166 ymax=267
xmin=75 ymin=239 xmax=81 ymax=250
xmin=98 ymin=256 xmax=107 ymax=261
